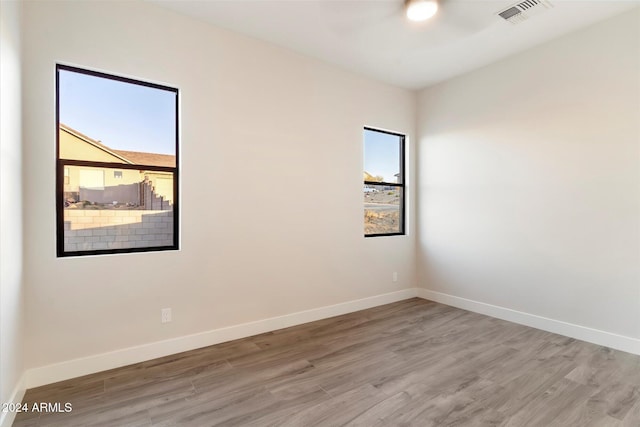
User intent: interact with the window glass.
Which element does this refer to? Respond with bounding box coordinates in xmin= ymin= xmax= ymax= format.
xmin=57 ymin=65 xmax=179 ymax=256
xmin=364 ymin=128 xmax=405 ymax=237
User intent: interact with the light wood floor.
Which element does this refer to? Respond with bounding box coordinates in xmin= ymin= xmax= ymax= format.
xmin=14 ymin=298 xmax=640 ymax=426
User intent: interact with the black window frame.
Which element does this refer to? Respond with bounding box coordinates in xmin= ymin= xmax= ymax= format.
xmin=363 ymin=127 xmax=405 ymax=238
xmin=56 ymin=64 xmax=180 ymax=257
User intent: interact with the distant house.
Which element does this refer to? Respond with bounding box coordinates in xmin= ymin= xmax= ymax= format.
xmin=363 ymin=171 xmax=383 ymax=182
xmin=60 ymin=124 xmax=175 ymax=204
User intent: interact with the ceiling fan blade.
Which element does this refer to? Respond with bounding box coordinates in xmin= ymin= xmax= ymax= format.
xmin=320 ymin=1 xmax=403 ymax=36
xmin=435 ymin=0 xmax=499 ymax=34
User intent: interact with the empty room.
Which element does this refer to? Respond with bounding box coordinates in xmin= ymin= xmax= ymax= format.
xmin=1 ymin=0 xmax=639 ymax=426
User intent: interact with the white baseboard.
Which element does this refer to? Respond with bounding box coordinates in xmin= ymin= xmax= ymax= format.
xmin=0 ymin=372 xmax=26 ymax=427
xmin=26 ymin=288 xmax=419 ymax=389
xmin=22 ymin=287 xmax=640 ymax=391
xmin=417 ymin=288 xmax=640 ymax=356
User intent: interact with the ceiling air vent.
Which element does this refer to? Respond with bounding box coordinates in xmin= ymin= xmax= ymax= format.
xmin=498 ymin=0 xmax=553 ymax=24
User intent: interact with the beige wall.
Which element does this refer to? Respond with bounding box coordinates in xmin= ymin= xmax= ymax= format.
xmin=417 ymin=10 xmax=640 ymax=341
xmin=22 ymin=0 xmax=416 ymax=371
xmin=59 ymin=129 xmax=127 ymax=163
xmin=61 ymin=130 xmax=173 ymax=201
xmin=145 ymin=172 xmax=173 ymax=203
xmin=65 ymin=166 xmax=140 ymax=194
xmin=0 ymin=0 xmax=26 ymax=423
xmin=60 ymin=130 xmax=140 ymax=194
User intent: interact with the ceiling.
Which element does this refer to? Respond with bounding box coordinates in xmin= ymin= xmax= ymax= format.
xmin=151 ymin=0 xmax=638 ymax=90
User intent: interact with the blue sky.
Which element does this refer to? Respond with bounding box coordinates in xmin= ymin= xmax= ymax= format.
xmin=364 ymin=129 xmax=402 ymax=183
xmin=59 ymin=69 xmax=177 ymax=155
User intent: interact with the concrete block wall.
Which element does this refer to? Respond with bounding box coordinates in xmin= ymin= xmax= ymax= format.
xmin=63 ymin=210 xmax=173 ymax=251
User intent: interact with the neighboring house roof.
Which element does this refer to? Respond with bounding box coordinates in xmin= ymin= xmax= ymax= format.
xmin=112 ymin=150 xmax=175 ymax=168
xmin=61 ymin=123 xmax=133 ymax=164
xmin=60 ymin=123 xmax=175 ymax=168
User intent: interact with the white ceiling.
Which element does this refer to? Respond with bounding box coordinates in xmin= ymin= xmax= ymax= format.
xmin=152 ymin=0 xmax=639 ymax=90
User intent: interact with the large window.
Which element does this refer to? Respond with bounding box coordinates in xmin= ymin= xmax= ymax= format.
xmin=56 ymin=65 xmax=179 ymax=257
xmin=363 ymin=128 xmax=405 ymax=237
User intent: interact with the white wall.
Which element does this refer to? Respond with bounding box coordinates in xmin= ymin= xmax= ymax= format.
xmin=22 ymin=0 xmax=416 ymax=380
xmin=417 ymin=10 xmax=640 ymax=350
xmin=0 ymin=0 xmax=26 ymax=424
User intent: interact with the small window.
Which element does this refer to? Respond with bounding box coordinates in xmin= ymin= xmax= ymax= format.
xmin=363 ymin=128 xmax=405 ymax=237
xmin=56 ymin=65 xmax=179 ymax=257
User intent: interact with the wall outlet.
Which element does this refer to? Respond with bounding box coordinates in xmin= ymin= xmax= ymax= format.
xmin=393 ymin=272 xmax=398 ymax=282
xmin=161 ymin=308 xmax=172 ymax=323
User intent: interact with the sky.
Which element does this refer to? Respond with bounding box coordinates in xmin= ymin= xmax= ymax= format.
xmin=59 ymin=69 xmax=177 ymax=155
xmin=364 ymin=129 xmax=402 ymax=183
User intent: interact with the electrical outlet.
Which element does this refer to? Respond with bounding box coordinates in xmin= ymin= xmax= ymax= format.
xmin=393 ymin=272 xmax=398 ymax=282
xmin=161 ymin=308 xmax=172 ymax=323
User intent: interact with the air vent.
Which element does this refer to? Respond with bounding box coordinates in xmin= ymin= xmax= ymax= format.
xmin=498 ymin=0 xmax=553 ymax=24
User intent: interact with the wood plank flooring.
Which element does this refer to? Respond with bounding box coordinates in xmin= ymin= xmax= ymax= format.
xmin=13 ymin=298 xmax=640 ymax=426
